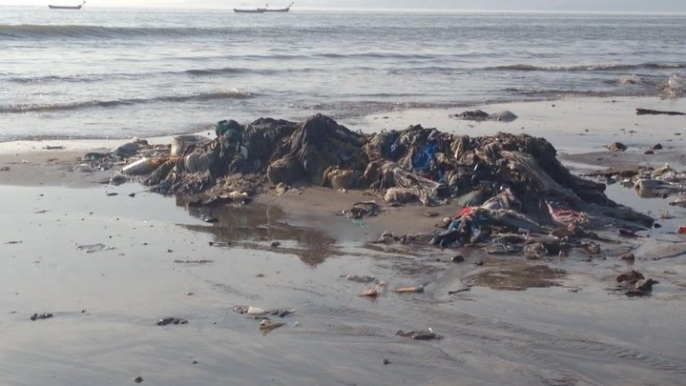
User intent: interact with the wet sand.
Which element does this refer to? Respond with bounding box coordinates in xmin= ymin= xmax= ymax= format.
xmin=1 ymin=97 xmax=686 ymax=385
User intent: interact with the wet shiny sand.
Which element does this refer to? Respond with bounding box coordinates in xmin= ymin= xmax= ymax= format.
xmin=1 ymin=183 xmax=685 ymax=386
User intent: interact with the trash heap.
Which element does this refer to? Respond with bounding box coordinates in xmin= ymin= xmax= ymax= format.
xmin=103 ymin=114 xmax=652 ymax=238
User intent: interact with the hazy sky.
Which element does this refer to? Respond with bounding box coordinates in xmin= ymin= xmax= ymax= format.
xmin=2 ymin=0 xmax=686 ymax=12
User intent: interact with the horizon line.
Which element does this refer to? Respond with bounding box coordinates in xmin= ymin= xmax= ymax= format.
xmin=2 ymin=4 xmax=686 ymax=14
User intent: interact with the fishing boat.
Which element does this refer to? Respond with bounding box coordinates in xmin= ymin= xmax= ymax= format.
xmin=48 ymin=1 xmax=85 ymax=9
xmin=264 ymin=2 xmax=294 ymax=12
xmin=233 ymin=7 xmax=266 ymax=13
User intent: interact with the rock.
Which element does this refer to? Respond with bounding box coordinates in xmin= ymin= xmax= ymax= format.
xmin=270 ymin=241 xmax=281 ymax=248
xmin=382 ymin=359 xmax=391 ymax=365
xmin=133 ymin=376 xmax=144 ymax=383
xmin=608 ymin=142 xmax=627 ymax=152
xmin=644 ymin=150 xmax=654 ymax=155
xmin=109 ymin=174 xmax=128 ymax=186
xmin=626 ymin=278 xmax=659 ymax=297
xmin=653 ymin=143 xmax=663 ymax=150
xmin=0 ymin=166 xmax=10 ymax=172
xmin=451 ymin=255 xmax=465 ymax=263
xmin=616 ymin=270 xmax=644 ymax=285
xmin=635 ymin=278 xmax=657 ymax=292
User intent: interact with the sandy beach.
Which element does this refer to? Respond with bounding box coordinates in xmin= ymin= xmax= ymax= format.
xmin=2 ymin=97 xmax=686 ymax=385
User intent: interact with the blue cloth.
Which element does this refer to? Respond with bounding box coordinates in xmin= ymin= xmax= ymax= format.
xmin=412 ymin=144 xmax=437 ymax=172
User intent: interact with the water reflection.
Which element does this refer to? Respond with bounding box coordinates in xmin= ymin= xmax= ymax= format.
xmin=176 ymin=197 xmax=337 ymax=266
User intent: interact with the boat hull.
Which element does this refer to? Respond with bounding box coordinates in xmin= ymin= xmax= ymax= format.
xmin=234 ymin=8 xmax=266 ymax=13
xmin=48 ymin=5 xmax=83 ymax=9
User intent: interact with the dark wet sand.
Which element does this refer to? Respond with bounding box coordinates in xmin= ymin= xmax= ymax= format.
xmin=1 ymin=98 xmax=686 ymax=385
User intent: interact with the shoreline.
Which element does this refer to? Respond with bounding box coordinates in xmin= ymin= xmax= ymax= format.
xmin=2 ymin=96 xmax=686 ymax=385
xmin=2 ymin=95 xmax=684 ymax=148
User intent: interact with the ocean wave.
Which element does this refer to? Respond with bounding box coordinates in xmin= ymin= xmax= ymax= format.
xmin=503 ymin=87 xmax=629 ymax=98
xmin=486 ymin=63 xmax=686 ymax=72
xmin=0 ymin=24 xmax=216 ymax=40
xmin=0 ymin=90 xmax=254 ymax=114
xmin=4 ymin=66 xmax=317 ymax=84
xmin=659 ymin=74 xmax=685 ymax=99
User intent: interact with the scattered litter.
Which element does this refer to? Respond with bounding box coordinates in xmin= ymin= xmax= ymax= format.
xmin=342 ymin=201 xmax=381 ymax=220
xmin=109 ymin=174 xmax=128 ymax=186
xmin=394 ymin=285 xmax=424 ymax=294
xmin=122 ymin=157 xmax=169 ymax=176
xmin=106 ymin=192 xmax=119 ymax=197
xmin=209 ymin=241 xmax=232 ymax=247
xmin=173 ymin=259 xmax=213 ymax=264
xmin=344 ymin=275 xmax=377 ymax=284
xmin=247 ymin=306 xmax=267 ymax=316
xmin=615 ymin=269 xmax=658 ymax=297
xmin=231 ymin=306 xmax=296 ymax=318
xmin=619 ymin=253 xmax=635 ymax=263
xmin=636 ymin=108 xmax=685 ymax=116
xmin=448 ymin=286 xmax=472 ymax=295
xmin=201 ymin=214 xmax=218 ymax=223
xmin=43 ymin=145 xmax=64 ymax=150
xmin=275 ymin=182 xmax=290 ymax=195
xmin=396 ymin=328 xmax=441 ymax=340
xmin=156 ymin=317 xmax=188 ymax=326
xmin=73 ymin=115 xmax=657 ymax=268
xmin=450 ymin=109 xmax=518 ymax=122
xmin=4 ymin=240 xmax=22 ymax=245
xmin=76 ymin=243 xmax=114 ymax=254
xmin=259 ymin=318 xmax=285 ymax=332
xmin=30 ymin=313 xmax=53 ymax=321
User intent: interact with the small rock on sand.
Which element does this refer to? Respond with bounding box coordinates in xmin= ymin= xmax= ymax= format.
xmin=619 ymin=253 xmax=635 ymax=263
xmin=608 ymin=142 xmax=627 ymax=152
xmin=133 ymin=376 xmax=144 ymax=383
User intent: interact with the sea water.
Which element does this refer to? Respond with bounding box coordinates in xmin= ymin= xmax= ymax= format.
xmin=0 ymin=7 xmax=685 ymax=140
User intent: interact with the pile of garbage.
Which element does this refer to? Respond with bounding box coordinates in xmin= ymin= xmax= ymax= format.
xmin=89 ymin=114 xmax=653 ymax=237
